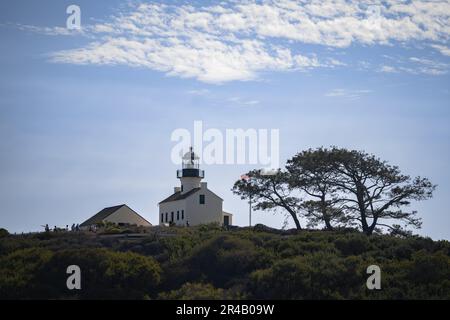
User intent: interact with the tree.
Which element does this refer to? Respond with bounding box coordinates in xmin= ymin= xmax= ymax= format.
xmin=325 ymin=147 xmax=436 ymax=235
xmin=286 ymin=148 xmax=346 ymax=230
xmin=233 ymin=148 xmax=435 ymax=236
xmin=232 ymin=169 xmax=303 ymax=230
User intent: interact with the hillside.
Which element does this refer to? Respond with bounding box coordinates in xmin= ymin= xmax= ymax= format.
xmin=0 ymin=225 xmax=449 ymax=300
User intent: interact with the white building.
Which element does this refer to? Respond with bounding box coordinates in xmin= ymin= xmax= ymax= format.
xmin=158 ymin=147 xmax=233 ymax=227
xmin=80 ymin=204 xmax=152 ymax=230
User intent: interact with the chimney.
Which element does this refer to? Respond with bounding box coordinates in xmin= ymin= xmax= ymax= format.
xmin=174 ymin=187 xmax=181 ymax=193
xmin=201 ymin=182 xmax=207 ymax=189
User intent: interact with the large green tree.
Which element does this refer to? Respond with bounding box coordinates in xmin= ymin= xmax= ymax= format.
xmin=324 ymin=147 xmax=436 ymax=235
xmin=234 ymin=147 xmax=436 ymax=235
xmin=286 ymin=148 xmax=346 ymax=230
xmin=232 ymin=169 xmax=303 ymax=230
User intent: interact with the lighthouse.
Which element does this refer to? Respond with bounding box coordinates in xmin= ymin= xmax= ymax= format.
xmin=177 ymin=147 xmax=204 ymax=194
xmin=158 ymin=147 xmax=233 ymax=227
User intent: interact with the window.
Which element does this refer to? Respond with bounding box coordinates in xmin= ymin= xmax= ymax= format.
xmin=199 ymin=194 xmax=205 ymax=204
xmin=182 ymin=210 xmax=184 ymax=220
xmin=171 ymin=212 xmax=174 ymax=222
xmin=181 ymin=185 xmax=183 ymax=192
xmin=165 ymin=212 xmax=168 ymax=222
xmin=177 ymin=211 xmax=180 ymax=220
xmin=161 ymin=213 xmax=163 ymax=223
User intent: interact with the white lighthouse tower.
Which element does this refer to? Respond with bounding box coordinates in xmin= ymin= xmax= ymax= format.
xmin=158 ymin=147 xmax=233 ymax=227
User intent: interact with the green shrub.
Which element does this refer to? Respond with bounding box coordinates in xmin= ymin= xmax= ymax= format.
xmin=158 ymin=282 xmax=236 ymax=300
xmin=0 ymin=228 xmax=9 ymax=238
xmin=335 ymin=234 xmax=371 ymax=256
xmin=0 ymin=248 xmax=53 ymax=299
xmin=1 ymin=228 xmax=449 ymax=299
xmin=249 ymin=252 xmax=366 ymax=299
xmin=185 ymin=234 xmax=273 ymax=287
xmin=39 ymin=248 xmax=162 ymax=299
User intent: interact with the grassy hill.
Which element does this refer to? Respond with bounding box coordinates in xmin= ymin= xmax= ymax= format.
xmin=0 ymin=225 xmax=449 ymax=300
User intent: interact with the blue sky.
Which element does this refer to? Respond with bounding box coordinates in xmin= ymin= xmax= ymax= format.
xmin=0 ymin=0 xmax=449 ymax=239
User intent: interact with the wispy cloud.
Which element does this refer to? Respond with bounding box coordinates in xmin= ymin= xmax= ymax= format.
xmin=431 ymin=44 xmax=450 ymax=57
xmin=227 ymin=97 xmax=260 ymax=106
xmin=380 ymin=65 xmax=398 ymax=73
xmin=243 ymin=100 xmax=260 ymax=105
xmin=186 ymin=89 xmax=210 ymax=96
xmin=12 ymin=1 xmax=450 ymax=83
xmin=380 ymin=56 xmax=449 ymax=75
xmin=14 ymin=23 xmax=83 ymax=36
xmin=325 ymin=89 xmax=372 ymax=100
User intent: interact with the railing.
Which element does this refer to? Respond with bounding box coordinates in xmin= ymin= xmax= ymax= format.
xmin=182 ymin=162 xmax=200 ymax=169
xmin=177 ymin=169 xmax=204 ymax=178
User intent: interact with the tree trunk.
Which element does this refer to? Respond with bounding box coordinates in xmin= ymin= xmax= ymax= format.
xmin=285 ymin=207 xmax=302 ymax=230
xmin=366 ymin=216 xmax=378 ymax=235
xmin=320 ymin=195 xmax=334 ymax=231
xmin=356 ymin=182 xmax=370 ymax=234
xmin=292 ymin=214 xmax=302 ymax=230
xmin=324 ymin=216 xmax=333 ymax=231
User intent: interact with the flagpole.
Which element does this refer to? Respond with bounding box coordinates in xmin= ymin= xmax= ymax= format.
xmin=249 ymin=193 xmax=252 ymax=227
xmin=240 ymin=174 xmax=252 ymax=228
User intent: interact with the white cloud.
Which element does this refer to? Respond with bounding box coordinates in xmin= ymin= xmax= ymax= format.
xmin=431 ymin=44 xmax=450 ymax=56
xmin=243 ymin=100 xmax=260 ymax=105
xmin=15 ymin=24 xmax=84 ymax=36
xmin=51 ymin=36 xmax=323 ymax=83
xmin=409 ymin=57 xmax=449 ymax=75
xmin=326 ymin=58 xmax=347 ymax=67
xmin=357 ymin=60 xmax=371 ymax=70
xmin=380 ymin=65 xmax=398 ymax=73
xmin=325 ymin=88 xmax=372 ymax=100
xmin=14 ymin=0 xmax=450 ymax=82
xmin=186 ymin=89 xmax=210 ymax=95
xmin=380 ymin=56 xmax=449 ymax=75
xmin=227 ymin=96 xmax=260 ymax=106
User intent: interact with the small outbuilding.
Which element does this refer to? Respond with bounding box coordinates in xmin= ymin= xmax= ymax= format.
xmin=80 ymin=204 xmax=151 ymax=230
xmin=222 ymin=211 xmax=233 ymax=227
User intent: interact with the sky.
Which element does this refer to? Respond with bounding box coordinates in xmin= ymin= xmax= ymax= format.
xmin=0 ymin=0 xmax=449 ymax=240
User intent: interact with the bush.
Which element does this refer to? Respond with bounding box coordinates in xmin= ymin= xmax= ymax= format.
xmin=249 ymin=252 xmax=365 ymax=299
xmin=335 ymin=234 xmax=371 ymax=256
xmin=184 ymin=234 xmax=273 ymax=287
xmin=408 ymin=250 xmax=450 ymax=284
xmin=0 ymin=248 xmax=53 ymax=299
xmin=0 ymin=228 xmax=9 ymax=238
xmin=158 ymin=282 xmax=236 ymax=300
xmin=1 ymin=228 xmax=449 ymax=299
xmin=39 ymin=248 xmax=162 ymax=299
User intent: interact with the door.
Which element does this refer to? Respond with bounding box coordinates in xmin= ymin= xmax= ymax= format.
xmin=224 ymin=215 xmax=230 ymax=227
